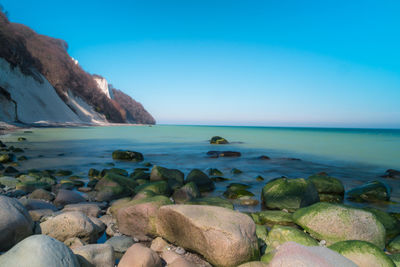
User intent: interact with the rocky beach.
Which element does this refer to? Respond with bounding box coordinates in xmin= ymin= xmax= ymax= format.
xmin=0 ymin=128 xmax=399 ymax=267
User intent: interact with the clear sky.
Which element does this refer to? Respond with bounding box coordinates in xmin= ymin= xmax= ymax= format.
xmin=2 ymin=0 xmax=400 ymax=128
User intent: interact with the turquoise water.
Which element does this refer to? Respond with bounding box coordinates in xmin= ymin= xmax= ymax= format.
xmin=3 ymin=125 xmax=400 ymax=212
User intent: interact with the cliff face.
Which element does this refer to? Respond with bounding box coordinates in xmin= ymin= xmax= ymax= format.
xmin=0 ymin=11 xmax=155 ymax=125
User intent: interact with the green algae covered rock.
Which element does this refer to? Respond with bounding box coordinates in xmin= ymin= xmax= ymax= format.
xmin=256 ymin=224 xmax=268 ymax=245
xmin=186 ymin=196 xmax=234 ymax=209
xmin=261 ymin=177 xmax=319 ymax=211
xmin=210 ymin=136 xmax=229 ymax=144
xmin=251 ymin=210 xmax=294 ymax=226
xmin=186 ymin=169 xmax=215 ymax=192
xmin=172 ymin=182 xmax=200 ymax=204
xmin=347 ymin=180 xmax=391 ymax=202
xmin=329 ymin=240 xmax=395 ymax=267
xmin=95 ymin=172 xmax=138 ymax=201
xmin=16 ymin=181 xmax=52 ymax=193
xmin=232 ymin=168 xmax=243 ymax=174
xmin=207 ymin=168 xmax=223 ymax=176
xmin=308 ymin=173 xmax=344 ymax=202
xmin=0 ymin=176 xmax=18 ymax=188
xmin=265 ymin=225 xmax=318 ymax=254
xmin=112 ymin=150 xmax=144 ymax=162
xmin=88 ymin=168 xmax=100 ymax=178
xmin=0 ymin=153 xmax=15 ymax=163
xmin=293 ymin=202 xmax=386 ymax=248
xmin=134 ymin=180 xmax=171 ymax=196
xmin=364 ymin=207 xmax=400 ymax=241
xmin=224 ymin=184 xmax=254 ymax=199
xmin=389 ymin=254 xmax=400 ymax=266
xmin=101 ymin=168 xmax=128 ymax=177
xmin=150 ymin=165 xmax=184 ymax=189
xmin=388 ymin=236 xmax=400 ymax=254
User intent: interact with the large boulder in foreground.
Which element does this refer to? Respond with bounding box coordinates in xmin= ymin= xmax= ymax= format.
xmin=112 ymin=150 xmax=144 ymax=162
xmin=329 ymin=240 xmax=395 ymax=267
xmin=0 ymin=195 xmax=34 ymax=251
xmin=156 ymin=205 xmax=259 ymax=267
xmin=267 ymin=241 xmax=357 ymax=267
xmin=0 ymin=235 xmax=79 ymax=267
xmin=261 ymin=177 xmax=319 ymax=211
xmin=40 ymin=211 xmax=103 ymax=243
xmin=293 ymin=202 xmax=386 ymax=248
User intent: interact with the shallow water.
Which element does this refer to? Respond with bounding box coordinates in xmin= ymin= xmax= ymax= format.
xmin=2 ymin=125 xmax=400 ymax=212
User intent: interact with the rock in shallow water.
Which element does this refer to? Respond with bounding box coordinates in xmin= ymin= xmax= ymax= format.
xmin=112 ymin=150 xmax=144 ymax=162
xmin=186 ymin=169 xmax=215 ymax=192
xmin=0 ymin=195 xmax=34 ymax=251
xmin=293 ymin=202 xmax=386 ymax=248
xmin=0 ymin=234 xmax=79 ymax=267
xmin=156 ymin=204 xmax=259 ymax=267
xmin=346 ymin=180 xmax=391 ymax=203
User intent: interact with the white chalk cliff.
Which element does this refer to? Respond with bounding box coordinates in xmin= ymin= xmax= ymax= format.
xmin=93 ymin=75 xmax=114 ymax=100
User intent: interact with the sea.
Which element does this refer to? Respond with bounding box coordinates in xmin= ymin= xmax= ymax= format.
xmin=2 ymin=125 xmax=400 ymax=213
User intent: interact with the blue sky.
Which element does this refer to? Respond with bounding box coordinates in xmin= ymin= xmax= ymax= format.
xmin=2 ymin=0 xmax=400 ymax=128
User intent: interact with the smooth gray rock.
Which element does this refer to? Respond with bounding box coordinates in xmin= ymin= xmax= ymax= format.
xmin=0 ymin=195 xmax=34 ymax=251
xmin=105 ymin=235 xmax=135 ymax=254
xmin=54 ymin=189 xmax=86 ymax=207
xmin=0 ymin=234 xmax=79 ymax=267
xmin=19 ymin=198 xmax=58 ymax=211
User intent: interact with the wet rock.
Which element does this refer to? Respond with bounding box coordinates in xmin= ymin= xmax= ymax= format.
xmin=19 ymin=198 xmax=57 ymax=211
xmin=329 ymin=240 xmax=395 ymax=267
xmin=251 ymin=210 xmax=294 ymax=226
xmin=224 ymin=187 xmax=254 ymax=199
xmin=54 ymin=189 xmax=86 ymax=207
xmin=210 ymin=136 xmax=229 ymax=144
xmin=293 ymin=202 xmax=386 ymax=248
xmin=347 ymin=180 xmax=391 ymax=202
xmin=112 ymin=150 xmax=144 ymax=162
xmin=62 ymin=203 xmax=101 ymax=217
xmin=17 ymin=137 xmax=27 ymax=141
xmin=101 ymin=168 xmax=129 ymax=177
xmin=258 ymin=155 xmax=271 ymax=160
xmin=207 ymin=151 xmax=241 ymax=158
xmin=267 ymin=241 xmax=357 ymax=267
xmin=134 ymin=180 xmax=171 ymax=196
xmin=186 ymin=169 xmax=215 ymax=192
xmin=364 ymin=207 xmax=400 ymax=241
xmin=210 ymin=176 xmax=231 ymax=182
xmin=0 ymin=153 xmax=15 ymax=163
xmin=105 ymin=235 xmax=136 ymax=259
xmin=173 ymin=182 xmax=201 ymax=204
xmin=382 ymin=169 xmax=400 ymax=179
xmin=150 ymin=165 xmax=184 ymax=189
xmin=0 ymin=176 xmax=18 ymax=188
xmin=0 ymin=195 xmax=34 ymax=251
xmin=115 ymin=195 xmax=173 ymax=240
xmin=185 ymin=196 xmax=234 ymax=209
xmin=0 ymin=235 xmax=79 ymax=267
xmin=17 ymin=155 xmax=27 ymax=161
xmin=308 ymin=173 xmax=344 ymax=203
xmin=29 ymin=188 xmax=54 ymax=201
xmin=88 ymin=168 xmax=100 ymax=178
xmin=207 ymin=168 xmax=223 ymax=176
xmin=40 ymin=211 xmax=103 ymax=243
xmin=72 ymin=244 xmax=115 ymax=267
xmin=4 ymin=166 xmax=19 ymax=175
xmin=16 ymin=181 xmax=52 ymax=193
xmin=231 ymin=168 xmax=243 ymax=174
xmin=264 ymin=225 xmax=318 ymax=254
xmin=389 ymin=254 xmax=400 ymax=266
xmin=95 ymin=172 xmax=137 ymax=202
xmin=388 ymin=235 xmax=400 ymax=253
xmin=156 ymin=205 xmax=259 ymax=267
xmin=261 ymin=177 xmax=319 ymax=211
xmin=256 ymin=175 xmax=264 ymax=181
xmin=55 ymin=169 xmax=73 ymax=176
xmin=256 ymin=224 xmax=268 ymax=246
xmin=118 ymin=243 xmax=162 ymax=267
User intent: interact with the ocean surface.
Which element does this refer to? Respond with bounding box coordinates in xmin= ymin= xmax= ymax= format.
xmin=3 ymin=125 xmax=400 ymax=212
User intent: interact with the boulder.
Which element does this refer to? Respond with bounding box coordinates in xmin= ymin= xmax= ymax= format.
xmin=95 ymin=173 xmax=137 ymax=201
xmin=16 ymin=181 xmax=52 ymax=193
xmin=207 ymin=151 xmax=241 ymax=158
xmin=186 ymin=169 xmax=215 ymax=192
xmin=40 ymin=211 xmax=102 ymax=243
xmin=185 ymin=196 xmax=234 ymax=209
xmin=251 ymin=210 xmax=294 ymax=226
xmin=382 ymin=169 xmax=400 ymax=179
xmin=267 ymin=241 xmax=357 ymax=267
xmin=115 ymin=196 xmax=173 ymax=240
xmin=29 ymin=209 xmax=54 ymax=221
xmin=150 ymin=236 xmax=170 ymax=253
xmin=293 ymin=202 xmax=386 ymax=248
xmin=29 ymin=188 xmax=54 ymax=201
xmin=19 ymin=198 xmax=58 ymax=211
xmin=0 ymin=153 xmax=15 ymax=163
xmin=0 ymin=176 xmax=18 ymax=188
xmin=172 ymin=182 xmax=201 ymax=203
xmin=388 ymin=235 xmax=400 ymax=253
xmin=118 ymin=243 xmax=162 ymax=267
xmin=72 ymin=244 xmax=114 ymax=267
xmin=207 ymin=168 xmax=223 ymax=176
xmin=347 ymin=180 xmax=391 ymax=202
xmin=150 ymin=165 xmax=184 ymax=189
xmin=261 ymin=177 xmax=319 ymax=211
xmin=134 ymin=180 xmax=171 ymax=196
xmin=364 ymin=207 xmax=400 ymax=241
xmin=264 ymin=225 xmax=318 ymax=254
xmin=62 ymin=203 xmax=101 ymax=217
xmin=0 ymin=235 xmax=79 ymax=267
xmin=329 ymin=240 xmax=395 ymax=267
xmin=105 ymin=235 xmax=135 ymax=259
xmin=156 ymin=205 xmax=259 ymax=267
xmin=224 ymin=183 xmax=254 ymax=199
xmin=112 ymin=150 xmax=144 ymax=162
xmin=0 ymin=195 xmax=34 ymax=251
xmin=210 ymin=136 xmax=229 ymax=144
xmin=308 ymin=173 xmax=344 ymax=202
xmin=54 ymin=189 xmax=86 ymax=207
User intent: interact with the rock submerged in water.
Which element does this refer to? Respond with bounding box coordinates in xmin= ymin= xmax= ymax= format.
xmin=329 ymin=240 xmax=395 ymax=267
xmin=0 ymin=235 xmax=80 ymax=267
xmin=308 ymin=173 xmax=344 ymax=203
xmin=150 ymin=165 xmax=184 ymax=189
xmin=210 ymin=136 xmax=229 ymax=144
xmin=0 ymin=195 xmax=34 ymax=251
xmin=293 ymin=202 xmax=386 ymax=248
xmin=156 ymin=204 xmax=259 ymax=267
xmin=206 ymin=150 xmax=241 ymax=158
xmin=261 ymin=177 xmax=319 ymax=211
xmin=186 ymin=169 xmax=215 ymax=192
xmin=346 ymin=180 xmax=391 ymax=202
xmin=112 ymin=150 xmax=144 ymax=162
xmin=382 ymin=169 xmax=400 ymax=179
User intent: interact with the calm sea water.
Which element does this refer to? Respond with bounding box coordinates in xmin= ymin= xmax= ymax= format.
xmin=2 ymin=125 xmax=400 ymax=212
